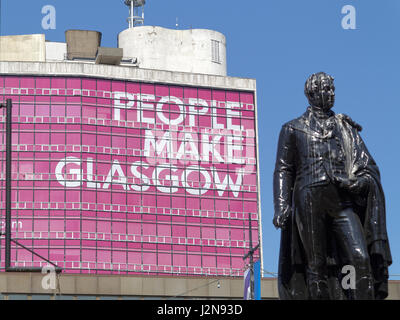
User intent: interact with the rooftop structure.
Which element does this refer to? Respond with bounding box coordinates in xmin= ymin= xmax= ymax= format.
xmin=125 ymin=0 xmax=146 ymax=28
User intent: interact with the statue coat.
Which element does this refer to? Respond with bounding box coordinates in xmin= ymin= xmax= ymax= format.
xmin=273 ymin=108 xmax=392 ymax=299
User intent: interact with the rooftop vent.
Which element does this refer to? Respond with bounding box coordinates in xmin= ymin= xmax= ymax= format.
xmin=65 ymin=30 xmax=102 ymax=60
xmin=95 ymin=47 xmax=124 ymax=65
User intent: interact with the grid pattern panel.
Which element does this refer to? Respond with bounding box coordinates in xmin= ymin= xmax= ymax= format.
xmin=0 ymin=75 xmax=260 ymax=276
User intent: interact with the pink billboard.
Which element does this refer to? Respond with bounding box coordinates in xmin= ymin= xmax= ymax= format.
xmin=0 ymin=75 xmax=260 ymax=276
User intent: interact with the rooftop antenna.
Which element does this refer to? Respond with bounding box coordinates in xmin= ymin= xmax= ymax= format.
xmin=124 ymin=0 xmax=146 ymax=28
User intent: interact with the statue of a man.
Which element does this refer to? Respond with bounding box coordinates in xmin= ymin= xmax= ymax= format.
xmin=273 ymin=72 xmax=392 ymax=299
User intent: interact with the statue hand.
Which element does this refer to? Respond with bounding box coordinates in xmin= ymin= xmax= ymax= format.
xmin=348 ymin=176 xmax=370 ymax=194
xmin=273 ymin=212 xmax=289 ymax=229
xmin=335 ymin=176 xmax=370 ymax=194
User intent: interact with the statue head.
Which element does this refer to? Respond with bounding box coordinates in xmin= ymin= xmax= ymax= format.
xmin=304 ymin=72 xmax=335 ymax=111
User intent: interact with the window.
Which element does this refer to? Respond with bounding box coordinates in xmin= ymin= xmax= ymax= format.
xmin=211 ymin=40 xmax=220 ymax=64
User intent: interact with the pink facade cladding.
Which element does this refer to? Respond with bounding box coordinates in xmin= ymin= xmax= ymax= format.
xmin=0 ymin=75 xmax=260 ymax=276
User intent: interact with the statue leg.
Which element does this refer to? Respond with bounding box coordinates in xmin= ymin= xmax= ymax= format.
xmin=294 ymin=186 xmax=330 ymax=300
xmin=331 ymin=207 xmax=375 ymax=300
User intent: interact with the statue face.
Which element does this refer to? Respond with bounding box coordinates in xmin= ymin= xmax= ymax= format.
xmin=305 ymin=73 xmax=335 ymax=111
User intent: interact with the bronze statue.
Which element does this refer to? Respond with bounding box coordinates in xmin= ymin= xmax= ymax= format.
xmin=273 ymin=72 xmax=392 ymax=299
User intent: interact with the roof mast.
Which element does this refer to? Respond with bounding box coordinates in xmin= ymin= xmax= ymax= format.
xmin=124 ymin=0 xmax=146 ymax=28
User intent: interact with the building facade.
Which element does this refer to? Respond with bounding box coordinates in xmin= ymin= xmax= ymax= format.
xmin=0 ymin=50 xmax=262 ymax=297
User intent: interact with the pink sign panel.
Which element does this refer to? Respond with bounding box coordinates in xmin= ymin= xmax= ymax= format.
xmin=0 ymin=76 xmax=260 ymax=276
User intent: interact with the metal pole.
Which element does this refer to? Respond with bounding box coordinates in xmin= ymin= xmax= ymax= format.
xmin=5 ymin=99 xmax=12 ymax=269
xmin=131 ymin=0 xmax=134 ymax=28
xmin=248 ymin=212 xmax=254 ymax=300
xmin=0 ymin=99 xmax=62 ymax=273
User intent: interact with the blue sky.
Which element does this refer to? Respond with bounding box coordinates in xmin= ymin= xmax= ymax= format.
xmin=1 ymin=1 xmax=399 ymax=279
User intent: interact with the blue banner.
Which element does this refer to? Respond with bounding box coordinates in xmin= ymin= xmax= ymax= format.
xmin=243 ymin=268 xmax=251 ymax=300
xmin=254 ymin=260 xmax=261 ymax=300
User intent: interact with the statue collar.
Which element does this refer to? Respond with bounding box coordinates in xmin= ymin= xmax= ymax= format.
xmin=297 ymin=106 xmax=337 ymax=138
xmin=306 ymin=106 xmax=335 ymax=120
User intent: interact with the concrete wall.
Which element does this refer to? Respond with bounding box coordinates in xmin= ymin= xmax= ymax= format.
xmin=0 ymin=272 xmax=274 ymax=299
xmin=118 ymin=26 xmax=227 ymax=76
xmin=45 ymin=42 xmax=67 ymax=61
xmin=0 ymin=34 xmax=46 ymax=62
xmin=0 ymin=273 xmax=398 ymax=300
xmin=0 ymin=61 xmax=254 ymax=91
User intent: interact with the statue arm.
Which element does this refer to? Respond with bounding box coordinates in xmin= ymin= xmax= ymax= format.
xmin=352 ymin=130 xmax=380 ymax=191
xmin=273 ymin=124 xmax=296 ymax=229
xmin=336 ymin=127 xmax=379 ymax=195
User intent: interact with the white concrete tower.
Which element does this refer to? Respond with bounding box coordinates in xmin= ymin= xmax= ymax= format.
xmin=119 ymin=1 xmax=227 ymax=76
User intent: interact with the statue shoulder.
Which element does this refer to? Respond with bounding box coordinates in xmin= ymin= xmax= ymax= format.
xmin=282 ymin=115 xmax=306 ymax=132
xmin=336 ymin=113 xmax=363 ymax=132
